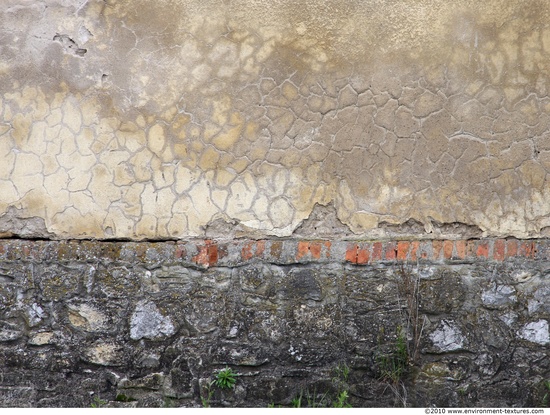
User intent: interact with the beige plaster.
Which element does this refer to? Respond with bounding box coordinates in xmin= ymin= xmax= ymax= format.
xmin=1 ymin=0 xmax=550 ymax=239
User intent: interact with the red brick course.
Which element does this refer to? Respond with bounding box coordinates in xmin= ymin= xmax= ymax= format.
xmin=339 ymin=239 xmax=544 ymax=265
xmin=0 ymin=238 xmax=545 ymax=267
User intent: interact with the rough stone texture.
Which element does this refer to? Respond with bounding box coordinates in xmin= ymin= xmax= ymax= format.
xmin=0 ymin=239 xmax=548 ymax=407
xmin=2 ymin=0 xmax=550 ymax=408
xmin=1 ymin=0 xmax=550 ymax=239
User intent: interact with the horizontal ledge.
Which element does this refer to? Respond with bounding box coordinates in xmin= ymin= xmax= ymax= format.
xmin=0 ymin=238 xmax=547 ymax=267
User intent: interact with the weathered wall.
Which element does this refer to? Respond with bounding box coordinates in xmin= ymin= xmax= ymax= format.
xmin=2 ymin=0 xmax=550 ymax=239
xmin=0 ymin=239 xmax=549 ymax=407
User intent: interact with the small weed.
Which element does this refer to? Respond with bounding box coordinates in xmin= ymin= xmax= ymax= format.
xmin=291 ymin=391 xmax=303 ymax=408
xmin=201 ymin=380 xmax=215 ymax=408
xmin=376 ymin=327 xmax=409 ymax=384
xmin=333 ymin=390 xmax=352 ymax=408
xmin=215 ymin=366 xmax=238 ymax=390
xmin=306 ymin=388 xmax=329 ymax=408
xmin=333 ymin=362 xmax=350 ymax=383
xmin=331 ymin=362 xmax=353 ymax=408
xmin=375 ymin=326 xmax=411 ymax=407
xmin=90 ymin=395 xmax=107 ymax=408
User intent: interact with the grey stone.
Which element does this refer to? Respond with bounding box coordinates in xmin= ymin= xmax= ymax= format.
xmin=429 ymin=320 xmax=466 ymax=352
xmin=518 ymin=320 xmax=549 ymax=345
xmin=130 ymin=301 xmax=175 ymax=340
xmin=481 ymin=283 xmax=517 ymax=309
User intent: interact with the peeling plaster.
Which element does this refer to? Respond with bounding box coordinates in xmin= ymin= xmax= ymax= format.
xmin=1 ymin=0 xmax=550 ymax=240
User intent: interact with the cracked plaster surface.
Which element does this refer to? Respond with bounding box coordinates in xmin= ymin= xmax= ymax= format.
xmin=1 ymin=0 xmax=550 ymax=239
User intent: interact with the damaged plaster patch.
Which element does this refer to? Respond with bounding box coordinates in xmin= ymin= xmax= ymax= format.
xmin=204 ymin=217 xmax=243 ymax=239
xmin=292 ymin=203 xmax=353 ymax=239
xmin=0 ymin=207 xmax=55 ymax=239
xmin=379 ymin=219 xmax=483 ymax=240
xmin=430 ymin=320 xmax=466 ymax=352
xmin=518 ymin=320 xmax=549 ymax=345
xmin=130 ymin=301 xmax=174 ymax=340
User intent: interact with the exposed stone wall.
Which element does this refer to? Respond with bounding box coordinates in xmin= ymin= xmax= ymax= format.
xmin=0 ymin=239 xmax=549 ymax=407
xmin=1 ymin=0 xmax=550 ymax=239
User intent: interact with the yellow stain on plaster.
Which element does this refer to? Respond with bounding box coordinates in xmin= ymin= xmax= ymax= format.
xmin=148 ymin=124 xmax=165 ymax=155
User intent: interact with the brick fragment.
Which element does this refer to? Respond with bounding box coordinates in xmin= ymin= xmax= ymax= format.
xmin=493 ymin=239 xmax=505 ymax=261
xmin=241 ymin=240 xmax=266 ymax=261
xmin=256 ymin=241 xmax=266 ymax=257
xmin=309 ymin=242 xmax=322 ymax=259
xmin=506 ymin=239 xmax=518 ymax=257
xmin=324 ymin=241 xmax=331 ymax=258
xmin=443 ymin=240 xmax=453 ymax=259
xmin=356 ymin=245 xmax=370 ymax=264
xmin=455 ymin=240 xmax=466 ymax=259
xmin=193 ymin=240 xmax=218 ymax=268
xmin=242 ymin=241 xmax=254 ymax=261
xmin=345 ymin=243 xmax=358 ymax=263
xmin=297 ymin=241 xmax=310 ymax=260
xmin=208 ymin=244 xmax=218 ymax=264
xmin=372 ymin=242 xmax=383 ymax=262
xmin=476 ymin=241 xmax=489 ymax=259
xmin=385 ymin=242 xmax=397 ymax=260
xmin=397 ymin=241 xmax=410 ymax=261
xmin=519 ymin=241 xmax=535 ymax=258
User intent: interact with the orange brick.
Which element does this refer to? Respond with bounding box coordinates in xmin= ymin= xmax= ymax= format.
xmin=372 ymin=242 xmax=383 ymax=261
xmin=345 ymin=244 xmax=358 ymax=263
xmin=256 ymin=241 xmax=266 ymax=257
xmin=432 ymin=240 xmax=443 ymax=260
xmin=357 ymin=246 xmax=370 ymax=264
xmin=324 ymin=241 xmax=331 ymax=258
xmin=476 ymin=242 xmax=489 ymax=258
xmin=493 ymin=239 xmax=505 ymax=261
xmin=506 ymin=239 xmax=517 ymax=257
xmin=455 ymin=240 xmax=466 ymax=259
xmin=242 ymin=241 xmax=254 ymax=261
xmin=397 ymin=241 xmax=410 ymax=261
xmin=309 ymin=242 xmax=322 ymax=259
xmin=193 ymin=243 xmax=211 ymax=267
xmin=385 ymin=242 xmax=397 ymax=260
xmin=443 ymin=240 xmax=453 ymax=259
xmin=297 ymin=241 xmax=310 ymax=260
xmin=519 ymin=241 xmax=534 ymax=258
xmin=208 ymin=244 xmax=218 ymax=265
